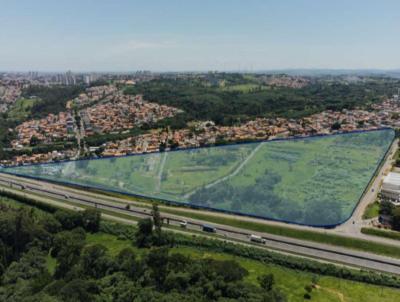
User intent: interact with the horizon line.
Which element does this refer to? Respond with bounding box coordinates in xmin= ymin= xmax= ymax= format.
xmin=2 ymin=68 xmax=400 ymax=74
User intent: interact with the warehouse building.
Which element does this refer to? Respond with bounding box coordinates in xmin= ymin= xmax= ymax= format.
xmin=381 ymin=172 xmax=400 ymax=204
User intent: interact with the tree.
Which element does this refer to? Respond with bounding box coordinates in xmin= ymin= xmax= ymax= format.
xmin=29 ymin=136 xmax=40 ymax=146
xmin=152 ymin=204 xmax=165 ymax=246
xmin=135 ymin=218 xmax=153 ymax=248
xmin=58 ymin=279 xmax=99 ymax=302
xmin=41 ymin=215 xmax=62 ymax=234
xmin=380 ymin=200 xmax=394 ymax=216
xmin=2 ymin=248 xmax=47 ymax=285
xmin=311 ymin=274 xmax=319 ymax=287
xmin=116 ymin=248 xmax=140 ymax=279
xmin=81 ymin=209 xmax=101 ymax=233
xmin=216 ymin=260 xmax=248 ymax=282
xmin=53 ymin=229 xmax=86 ymax=278
xmin=146 ymin=247 xmax=169 ymax=289
xmin=304 ymin=292 xmax=311 ymax=300
xmin=152 ymin=204 xmax=162 ymax=233
xmin=331 ymin=121 xmax=341 ymax=130
xmin=392 ymin=207 xmax=400 ymax=231
xmin=79 ymin=244 xmax=113 ymax=278
xmin=54 ymin=210 xmax=83 ymax=230
xmin=258 ymin=273 xmax=275 ymax=291
xmin=159 ymin=142 xmax=166 ymax=152
xmin=305 ymin=284 xmax=312 ymax=293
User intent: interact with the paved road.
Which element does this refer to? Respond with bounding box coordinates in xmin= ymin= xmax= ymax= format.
xmin=2 ymin=172 xmax=400 ymax=275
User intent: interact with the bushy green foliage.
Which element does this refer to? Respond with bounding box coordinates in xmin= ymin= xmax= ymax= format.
xmin=84 ymin=127 xmax=144 ymax=147
xmin=361 ymin=227 xmax=400 ymax=241
xmin=125 ymin=76 xmax=399 ymax=125
xmin=23 ymin=85 xmax=84 ymax=119
xmin=54 ymin=209 xmax=101 ymax=233
xmin=392 ymin=207 xmax=400 ymax=231
xmin=0 ymin=202 xmax=286 ymax=302
xmin=0 ymin=190 xmax=58 ymax=213
xmin=379 ymin=200 xmax=395 ymax=216
xmin=173 ymin=234 xmax=400 ymax=289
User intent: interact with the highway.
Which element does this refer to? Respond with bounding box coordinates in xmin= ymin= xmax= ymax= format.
xmin=1 ymin=172 xmax=400 ymax=275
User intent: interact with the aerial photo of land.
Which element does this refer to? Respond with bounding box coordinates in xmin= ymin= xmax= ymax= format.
xmin=4 ymin=1 xmax=400 ymax=301
xmin=5 ymin=128 xmax=394 ymax=226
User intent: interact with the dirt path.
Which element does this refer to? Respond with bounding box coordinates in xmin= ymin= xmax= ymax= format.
xmin=156 ymin=152 xmax=168 ymax=193
xmin=183 ymin=142 xmax=264 ymax=198
xmin=316 ymin=285 xmax=345 ymax=302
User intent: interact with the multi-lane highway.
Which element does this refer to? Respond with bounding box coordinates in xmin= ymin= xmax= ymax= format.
xmin=1 ymin=172 xmax=400 ymax=275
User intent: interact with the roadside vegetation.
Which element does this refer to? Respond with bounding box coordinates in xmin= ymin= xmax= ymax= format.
xmin=379 ymin=200 xmax=400 ymax=231
xmin=362 ymin=228 xmax=400 ymax=241
xmin=161 ymin=206 xmax=400 ymax=259
xmin=363 ymin=201 xmax=380 ymax=219
xmin=1 ymin=195 xmax=400 ymax=302
xmin=4 ymin=187 xmax=400 ymax=261
xmin=360 ymin=199 xmax=400 ymax=241
xmin=0 ymin=199 xmax=283 ymax=302
xmin=87 ymin=231 xmax=400 ymax=302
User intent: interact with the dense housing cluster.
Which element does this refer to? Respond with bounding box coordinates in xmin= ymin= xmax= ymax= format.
xmin=81 ymin=94 xmax=182 ymax=135
xmin=1 ymin=72 xmax=400 ymax=166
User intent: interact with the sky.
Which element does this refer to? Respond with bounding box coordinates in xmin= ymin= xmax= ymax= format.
xmin=0 ymin=0 xmax=400 ymax=72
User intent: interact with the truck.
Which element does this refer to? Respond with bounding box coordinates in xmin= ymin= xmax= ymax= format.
xmin=202 ymin=224 xmax=217 ymax=233
xmin=249 ymin=234 xmax=266 ymax=244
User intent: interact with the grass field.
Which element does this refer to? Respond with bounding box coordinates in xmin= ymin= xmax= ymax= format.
xmin=7 ymin=98 xmax=38 ymax=121
xmin=363 ymin=201 xmax=380 ymax=219
xmin=220 ymin=84 xmax=269 ymax=92
xmin=84 ymin=232 xmax=400 ymax=302
xmin=5 ymin=129 xmax=395 ymax=226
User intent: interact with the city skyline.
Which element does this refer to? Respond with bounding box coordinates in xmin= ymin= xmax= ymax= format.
xmin=1 ymin=0 xmax=400 ymax=71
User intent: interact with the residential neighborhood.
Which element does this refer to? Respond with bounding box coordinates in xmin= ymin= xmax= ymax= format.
xmin=100 ymin=98 xmax=400 ymax=158
xmin=11 ymin=111 xmax=75 ymax=149
xmin=81 ymin=94 xmax=182 ymax=135
xmin=3 ymin=83 xmax=400 ymax=165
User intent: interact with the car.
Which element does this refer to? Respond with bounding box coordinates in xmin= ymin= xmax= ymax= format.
xmin=202 ymin=224 xmax=217 ymax=233
xmin=180 ymin=220 xmax=187 ymax=228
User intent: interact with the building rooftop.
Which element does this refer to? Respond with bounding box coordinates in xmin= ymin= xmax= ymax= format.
xmin=382 ymin=172 xmax=400 ymax=191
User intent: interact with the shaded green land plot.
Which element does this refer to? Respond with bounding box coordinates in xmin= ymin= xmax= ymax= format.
xmin=7 ymin=98 xmax=39 ymax=121
xmin=3 ymin=129 xmax=394 ymax=226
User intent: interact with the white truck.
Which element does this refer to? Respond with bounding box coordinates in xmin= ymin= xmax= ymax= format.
xmin=249 ymin=234 xmax=266 ymax=244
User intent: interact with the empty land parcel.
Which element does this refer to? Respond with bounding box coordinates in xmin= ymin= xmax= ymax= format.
xmin=4 ymin=129 xmax=395 ymax=226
